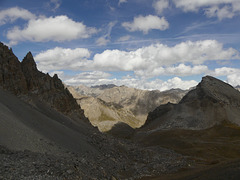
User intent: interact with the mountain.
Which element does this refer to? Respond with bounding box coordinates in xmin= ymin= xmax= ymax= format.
xmin=141 ymin=76 xmax=240 ymax=131
xmin=0 ymin=42 xmax=188 ymax=179
xmin=0 ymin=42 xmax=94 ymax=153
xmin=0 ymin=42 xmax=85 ymax=120
xmin=133 ymin=76 xmax=240 ymax=180
xmin=91 ymin=84 xmax=116 ymax=90
xmin=68 ymin=84 xmax=188 ymax=131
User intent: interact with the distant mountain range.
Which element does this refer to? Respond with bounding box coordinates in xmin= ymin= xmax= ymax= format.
xmin=67 ymin=84 xmax=188 ymax=131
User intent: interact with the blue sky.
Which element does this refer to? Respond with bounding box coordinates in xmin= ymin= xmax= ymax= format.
xmin=0 ymin=0 xmax=240 ymax=90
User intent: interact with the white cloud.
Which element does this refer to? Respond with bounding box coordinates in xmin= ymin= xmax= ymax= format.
xmin=173 ymin=0 xmax=240 ymax=20
xmin=62 ymin=71 xmax=197 ymax=91
xmin=227 ymin=73 xmax=240 ymax=86
xmin=0 ymin=7 xmax=36 ymax=25
xmin=117 ymin=35 xmax=131 ymax=42
xmin=205 ymin=5 xmax=234 ymax=20
xmin=159 ymin=77 xmax=198 ymax=91
xmin=209 ymin=67 xmax=240 ymax=87
xmin=7 ymin=15 xmax=97 ymax=44
xmin=118 ymin=0 xmax=127 ymax=6
xmin=35 ymin=47 xmax=91 ymax=72
xmin=49 ymin=70 xmax=65 ymax=78
xmin=212 ymin=67 xmax=240 ymax=76
xmin=92 ymin=40 xmax=238 ymax=72
xmin=64 ymin=71 xmax=112 ymax=86
xmin=153 ymin=0 xmax=169 ymax=14
xmin=135 ymin=64 xmax=209 ymax=77
xmin=122 ymin=15 xmax=169 ymax=34
xmin=34 ymin=40 xmax=239 ymax=79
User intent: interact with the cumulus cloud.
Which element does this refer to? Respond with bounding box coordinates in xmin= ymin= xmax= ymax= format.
xmin=62 ymin=71 xmax=197 ymax=91
xmin=92 ymin=40 xmax=238 ymax=72
xmin=7 ymin=15 xmax=97 ymax=44
xmin=212 ymin=67 xmax=240 ymax=76
xmin=0 ymin=7 xmax=36 ymax=25
xmin=153 ymin=0 xmax=169 ymax=14
xmin=122 ymin=15 xmax=169 ymax=34
xmin=209 ymin=67 xmax=240 ymax=87
xmin=135 ymin=64 xmax=209 ymax=77
xmin=158 ymin=77 xmax=198 ymax=91
xmin=35 ymin=40 xmax=239 ymax=79
xmin=173 ymin=0 xmax=240 ymax=20
xmin=64 ymin=71 xmax=112 ymax=86
xmin=35 ymin=47 xmax=91 ymax=72
xmin=227 ymin=73 xmax=240 ymax=86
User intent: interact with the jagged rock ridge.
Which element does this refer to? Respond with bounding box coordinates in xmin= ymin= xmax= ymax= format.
xmin=143 ymin=76 xmax=240 ymax=131
xmin=0 ymin=42 xmax=85 ymax=118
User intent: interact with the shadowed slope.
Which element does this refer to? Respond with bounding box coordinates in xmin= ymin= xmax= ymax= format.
xmin=0 ymin=88 xmax=98 ymax=154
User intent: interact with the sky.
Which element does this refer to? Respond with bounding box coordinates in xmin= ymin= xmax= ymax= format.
xmin=0 ymin=0 xmax=240 ymax=91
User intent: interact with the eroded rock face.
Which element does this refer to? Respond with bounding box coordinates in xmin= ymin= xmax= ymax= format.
xmin=0 ymin=42 xmax=85 ymax=119
xmin=143 ymin=76 xmax=240 ymax=131
xmin=0 ymin=43 xmax=28 ymax=94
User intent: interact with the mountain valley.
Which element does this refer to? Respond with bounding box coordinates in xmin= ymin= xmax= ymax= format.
xmin=1 ymin=42 xmax=240 ymax=179
xmin=67 ymin=84 xmax=187 ymax=131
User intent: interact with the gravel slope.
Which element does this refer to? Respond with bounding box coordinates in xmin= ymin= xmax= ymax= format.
xmin=0 ymin=88 xmax=98 ymax=155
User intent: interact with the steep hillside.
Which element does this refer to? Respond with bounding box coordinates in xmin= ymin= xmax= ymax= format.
xmin=0 ymin=42 xmax=85 ymax=120
xmin=141 ymin=76 xmax=240 ymax=131
xmin=76 ymin=96 xmax=139 ymax=132
xmin=0 ymin=88 xmax=96 ymax=154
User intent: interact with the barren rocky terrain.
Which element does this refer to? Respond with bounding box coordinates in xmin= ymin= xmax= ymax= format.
xmin=0 ymin=42 xmax=188 ymax=179
xmin=68 ymin=84 xmax=187 ymax=131
xmin=1 ymin=41 xmax=240 ymax=179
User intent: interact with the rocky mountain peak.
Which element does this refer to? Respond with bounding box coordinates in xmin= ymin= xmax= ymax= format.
xmin=21 ymin=51 xmax=37 ymax=72
xmin=0 ymin=43 xmax=28 ymax=94
xmin=180 ymin=75 xmax=240 ymax=106
xmin=143 ymin=76 xmax=240 ymax=130
xmin=0 ymin=42 xmax=86 ymax=120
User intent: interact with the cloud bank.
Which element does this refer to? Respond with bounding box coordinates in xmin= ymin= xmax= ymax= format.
xmin=58 ymin=71 xmax=198 ymax=91
xmin=35 ymin=40 xmax=239 ymax=76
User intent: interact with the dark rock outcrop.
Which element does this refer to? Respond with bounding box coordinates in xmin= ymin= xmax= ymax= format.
xmin=142 ymin=76 xmax=240 ymax=130
xmin=0 ymin=42 xmax=85 ymax=119
xmin=0 ymin=43 xmax=28 ymax=94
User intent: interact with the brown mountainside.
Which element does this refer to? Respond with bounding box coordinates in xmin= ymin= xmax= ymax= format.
xmin=68 ymin=84 xmax=188 ymax=131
